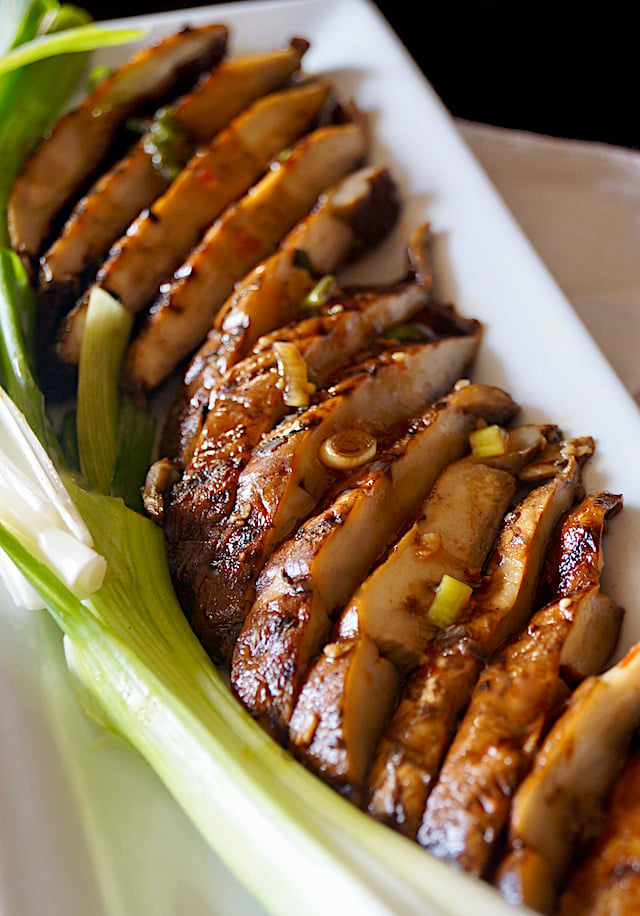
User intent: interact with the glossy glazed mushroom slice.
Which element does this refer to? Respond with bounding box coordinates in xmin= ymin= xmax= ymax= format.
xmin=161 ymin=166 xmax=404 ymax=464
xmin=190 ymin=325 xmax=482 ymax=663
xmin=556 ymin=746 xmax=640 ymax=916
xmin=366 ymin=441 xmax=590 ymax=840
xmin=55 ymin=79 xmax=334 ymax=368
xmin=335 ymin=457 xmax=517 ymax=673
xmin=122 ymin=118 xmax=370 ymax=395
xmin=494 ymin=640 xmax=640 ymax=911
xmin=8 ymin=23 xmax=228 ymax=265
xmin=418 ymin=494 xmax=623 ymax=878
xmin=38 ymin=40 xmax=311 ymax=319
xmin=289 ymin=634 xmax=399 ymax=803
xmin=231 ymin=384 xmax=518 ymax=740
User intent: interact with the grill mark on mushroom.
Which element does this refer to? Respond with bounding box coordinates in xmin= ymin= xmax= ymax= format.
xmin=54 ymin=79 xmax=334 ymax=373
xmin=160 ymin=207 xmax=421 ymax=466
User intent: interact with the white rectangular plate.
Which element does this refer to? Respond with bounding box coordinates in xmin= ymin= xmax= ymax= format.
xmin=2 ymin=1 xmax=640 ymax=914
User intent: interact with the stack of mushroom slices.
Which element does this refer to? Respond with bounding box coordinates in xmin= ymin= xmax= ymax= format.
xmin=10 ymin=23 xmax=640 ymax=916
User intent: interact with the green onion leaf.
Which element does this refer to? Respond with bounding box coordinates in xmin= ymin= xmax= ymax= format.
xmin=0 ymin=23 xmax=143 ymax=76
xmin=110 ymin=395 xmax=157 ymax=511
xmin=0 ymin=249 xmax=63 ymax=463
xmin=301 ymin=274 xmax=336 ymax=311
xmin=76 ymin=287 xmax=133 ymax=494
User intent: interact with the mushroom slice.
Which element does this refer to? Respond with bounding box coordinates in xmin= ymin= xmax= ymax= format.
xmin=419 ymin=584 xmax=623 ymax=878
xmin=544 ymin=490 xmax=624 ymax=682
xmin=556 ymin=747 xmax=640 ymax=916
xmin=121 ymin=119 xmax=369 ymax=395
xmin=230 ymin=384 xmax=517 ymax=738
xmin=536 ymin=490 xmax=623 ymax=606
xmin=289 ymin=634 xmax=399 ymax=802
xmin=161 ymin=167 xmax=404 ymax=463
xmin=55 ymin=79 xmax=334 ymax=366
xmin=493 ymin=846 xmax=557 ymax=915
xmin=289 ymin=635 xmax=400 ymax=802
xmin=8 ymin=23 xmax=228 ymax=264
xmin=94 ymin=80 xmax=333 ymax=311
xmin=335 ymin=457 xmax=517 ymax=674
xmin=38 ymin=40 xmax=311 ymax=316
xmin=497 ymin=643 xmax=640 ymax=907
xmin=366 ymin=444 xmax=589 ymax=839
xmin=192 ymin=326 xmax=483 ymax=663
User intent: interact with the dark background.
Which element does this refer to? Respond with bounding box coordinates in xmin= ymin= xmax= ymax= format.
xmin=82 ymin=0 xmax=637 ymax=151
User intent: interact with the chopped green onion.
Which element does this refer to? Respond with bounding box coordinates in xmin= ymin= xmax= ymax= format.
xmin=301 ymin=274 xmax=336 ymax=311
xmin=319 ymin=429 xmax=377 ymax=470
xmin=87 ymin=61 xmax=111 ymax=90
xmin=273 ymin=340 xmax=316 ymax=408
xmin=76 ymin=287 xmax=133 ymax=494
xmin=427 ymin=574 xmax=473 ymax=628
xmin=469 ymin=423 xmax=508 ymax=458
xmin=143 ymin=107 xmax=193 ymax=181
xmin=382 ymin=321 xmax=435 ymax=342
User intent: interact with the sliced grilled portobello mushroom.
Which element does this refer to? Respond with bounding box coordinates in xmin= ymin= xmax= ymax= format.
xmin=366 ymin=441 xmax=589 ymax=839
xmin=335 ymin=456 xmax=517 ymax=673
xmin=418 ymin=494 xmax=623 ymax=879
xmin=231 ymin=384 xmax=518 ymax=740
xmin=38 ymin=40 xmax=311 ymax=319
xmin=151 ymin=278 xmax=458 ymax=634
xmin=286 ymin=448 xmax=521 ymax=801
xmin=495 ymin=641 xmax=640 ymax=912
xmin=122 ymin=118 xmax=369 ymax=395
xmin=289 ymin=634 xmax=400 ymax=804
xmin=8 ymin=23 xmax=228 ymax=266
xmin=161 ymin=166 xmax=404 ymax=463
xmin=174 ymin=262 xmax=438 ymax=470
xmin=189 ymin=323 xmax=482 ymax=663
xmin=55 ymin=79 xmax=334 ymax=370
xmin=556 ymin=746 xmax=640 ymax=916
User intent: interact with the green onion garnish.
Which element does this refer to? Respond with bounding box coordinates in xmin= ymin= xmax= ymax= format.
xmin=427 ymin=574 xmax=473 ymax=628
